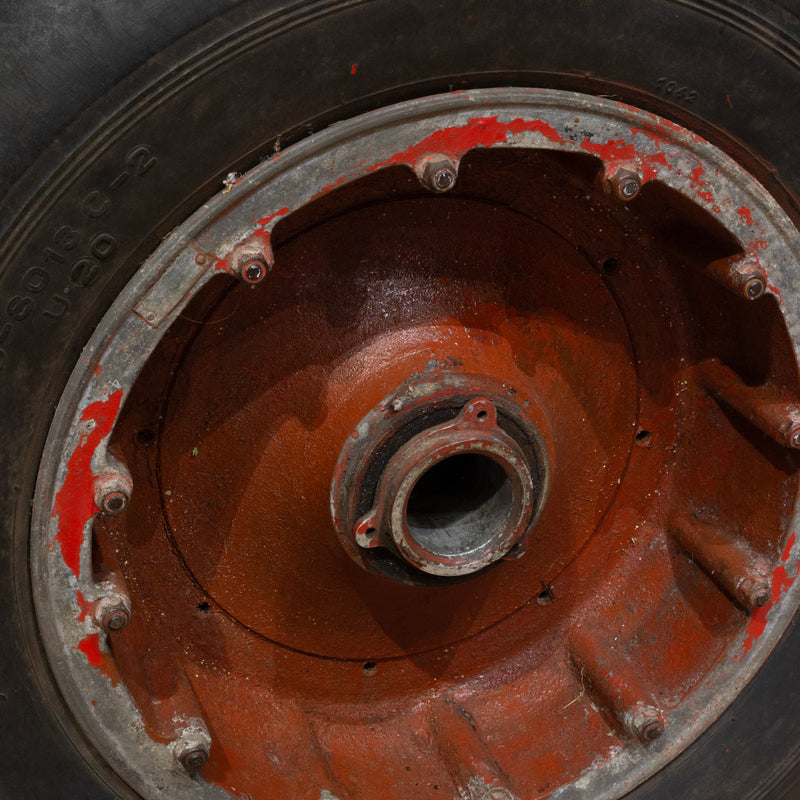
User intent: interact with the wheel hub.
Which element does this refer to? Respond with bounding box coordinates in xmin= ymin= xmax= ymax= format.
xmin=31 ymin=89 xmax=800 ymax=800
xmin=332 ymin=373 xmax=550 ymax=580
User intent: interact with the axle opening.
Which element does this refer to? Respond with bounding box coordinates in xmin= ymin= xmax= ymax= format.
xmin=405 ymin=452 xmax=513 ymax=558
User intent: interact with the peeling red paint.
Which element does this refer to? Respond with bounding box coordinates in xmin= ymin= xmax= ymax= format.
xmin=256 ymin=206 xmax=290 ymax=229
xmin=580 ymin=138 xmax=637 ymax=166
xmin=76 ymin=632 xmax=120 ymax=684
xmin=740 ymin=532 xmax=800 ymax=655
xmin=76 ymin=589 xmax=92 ymax=622
xmin=51 ymin=391 xmax=124 ymax=580
xmin=738 ymin=205 xmax=754 ymax=225
xmin=350 ymin=63 xmax=357 ymax=75
xmin=78 ymin=633 xmax=104 ymax=668
xmin=372 ymin=115 xmax=564 ymax=172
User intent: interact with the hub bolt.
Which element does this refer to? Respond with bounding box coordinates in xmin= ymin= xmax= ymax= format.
xmin=607 ymin=167 xmax=641 ymax=201
xmin=231 ymin=240 xmax=273 ymax=284
xmin=243 ymin=260 xmax=265 ymax=283
xmin=421 ymin=155 xmax=458 ymax=193
xmin=92 ymin=580 xmax=132 ymax=633
xmin=171 ymin=720 xmax=212 ymax=773
xmin=94 ymin=474 xmax=132 ymax=516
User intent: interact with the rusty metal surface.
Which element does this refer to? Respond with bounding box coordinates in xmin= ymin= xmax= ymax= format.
xmin=29 ymin=89 xmax=800 ymax=800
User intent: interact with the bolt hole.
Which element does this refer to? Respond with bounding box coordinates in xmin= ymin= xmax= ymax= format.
xmin=136 ymin=428 xmax=156 ymax=446
xmin=635 ymin=429 xmax=652 ymax=446
xmin=537 ymin=582 xmax=554 ymax=605
xmin=601 ymin=257 xmax=620 ymax=275
xmin=476 ymin=410 xmax=488 ymax=421
xmin=362 ymin=661 xmax=377 ymax=676
xmin=197 ymin=602 xmax=210 ymax=613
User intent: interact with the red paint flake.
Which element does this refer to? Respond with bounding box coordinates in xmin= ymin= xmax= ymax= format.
xmin=372 ymin=115 xmax=565 ymax=172
xmin=738 ymin=205 xmax=754 ymax=225
xmin=740 ymin=532 xmax=800 ymax=655
xmin=350 ymin=63 xmax=357 ymax=75
xmin=256 ymin=206 xmax=290 ymax=229
xmin=75 ymin=589 xmax=92 ymax=622
xmin=690 ymin=165 xmax=705 ymax=183
xmin=52 ymin=391 xmax=124 ymax=579
xmin=784 ymin=531 xmax=796 ymax=561
xmin=580 ymin=137 xmax=637 ymax=166
xmin=77 ymin=633 xmax=104 ymax=668
xmin=76 ymin=632 xmax=120 ymax=684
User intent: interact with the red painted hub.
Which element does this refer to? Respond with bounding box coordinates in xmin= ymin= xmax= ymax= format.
xmin=92 ymin=147 xmax=799 ymax=799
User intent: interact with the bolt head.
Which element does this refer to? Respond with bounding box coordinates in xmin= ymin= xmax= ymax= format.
xmin=433 ymin=167 xmax=455 ymax=191
xmin=102 ymin=491 xmax=128 ymax=514
xmin=744 ymin=275 xmax=766 ymax=299
xmin=104 ymin=609 xmax=129 ymax=632
xmin=422 ymin=156 xmax=458 ymax=193
xmin=180 ymin=746 xmax=209 ymax=772
xmin=608 ymin=168 xmax=641 ymax=201
xmin=791 ymin=427 xmax=800 ymax=449
xmin=243 ymin=260 xmax=265 ymax=283
xmin=620 ymin=179 xmax=639 ymax=199
xmin=641 ymin=720 xmax=664 ymax=741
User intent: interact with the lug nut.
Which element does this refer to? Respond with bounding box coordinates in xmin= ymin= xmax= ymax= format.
xmin=171 ymin=720 xmax=212 ymax=773
xmin=102 ymin=607 xmax=130 ymax=632
xmin=624 ymin=702 xmax=665 ymax=743
xmin=607 ymin=167 xmax=641 ymax=201
xmin=420 ymin=155 xmax=458 ymax=194
xmin=92 ymin=579 xmax=132 ymax=633
xmin=94 ymin=474 xmax=132 ymax=515
xmin=230 ymin=240 xmax=273 ymax=284
xmin=243 ymin=260 xmax=265 ymax=283
xmin=706 ymin=254 xmax=767 ymax=301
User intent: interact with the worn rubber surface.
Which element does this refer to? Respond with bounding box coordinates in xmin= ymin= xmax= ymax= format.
xmin=1 ymin=1 xmax=800 ymax=797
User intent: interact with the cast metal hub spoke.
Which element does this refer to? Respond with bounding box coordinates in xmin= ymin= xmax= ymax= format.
xmin=31 ymin=89 xmax=800 ymax=800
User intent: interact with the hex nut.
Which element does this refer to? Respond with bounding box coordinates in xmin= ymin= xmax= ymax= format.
xmin=92 ymin=583 xmax=132 ymax=633
xmin=93 ymin=474 xmax=132 ymax=516
xmin=623 ymin=702 xmax=664 ymax=743
xmin=421 ymin=155 xmax=458 ymax=193
xmin=231 ymin=241 xmax=273 ymax=284
xmin=171 ymin=720 xmax=212 ymax=773
xmin=607 ymin=167 xmax=641 ymax=201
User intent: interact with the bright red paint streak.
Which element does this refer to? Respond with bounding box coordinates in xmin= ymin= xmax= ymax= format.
xmin=350 ymin=63 xmax=357 ymax=75
xmin=255 ymin=206 xmax=290 ymax=229
xmin=77 ymin=633 xmax=104 ymax=668
xmin=740 ymin=532 xmax=800 ymax=655
xmin=51 ymin=391 xmax=124 ymax=579
xmin=371 ymin=114 xmax=564 ymax=171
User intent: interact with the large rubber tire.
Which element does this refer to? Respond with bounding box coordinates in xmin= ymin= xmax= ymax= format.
xmin=2 ymin=2 xmax=800 ymax=797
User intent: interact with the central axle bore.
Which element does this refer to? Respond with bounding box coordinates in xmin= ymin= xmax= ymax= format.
xmin=406 ymin=452 xmax=513 ymax=558
xmin=332 ymin=375 xmax=550 ymax=582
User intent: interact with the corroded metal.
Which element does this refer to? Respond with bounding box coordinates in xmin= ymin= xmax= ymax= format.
xmin=29 ymin=89 xmax=800 ymax=800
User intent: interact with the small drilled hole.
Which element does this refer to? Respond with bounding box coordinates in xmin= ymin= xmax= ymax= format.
xmin=476 ymin=410 xmax=488 ymax=420
xmin=197 ymin=602 xmax=210 ymax=613
xmin=537 ymin=582 xmax=554 ymax=605
xmin=635 ymin=429 xmax=652 ymax=446
xmin=362 ymin=661 xmax=377 ymax=676
xmin=136 ymin=428 xmax=156 ymax=446
xmin=601 ymin=257 xmax=620 ymax=275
